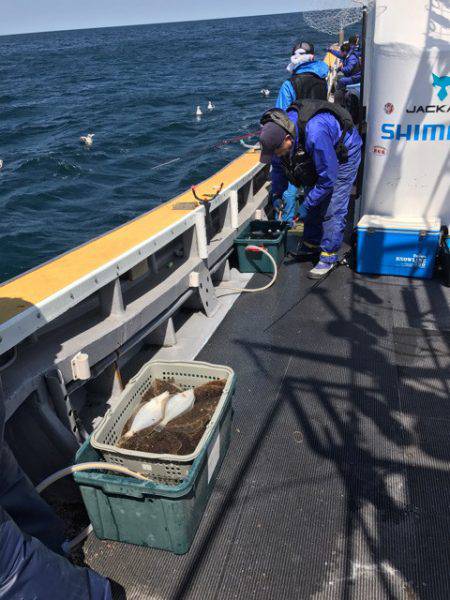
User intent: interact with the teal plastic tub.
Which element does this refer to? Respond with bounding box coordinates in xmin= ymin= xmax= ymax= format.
xmin=74 ymin=400 xmax=233 ymax=554
xmin=235 ymin=220 xmax=288 ymax=273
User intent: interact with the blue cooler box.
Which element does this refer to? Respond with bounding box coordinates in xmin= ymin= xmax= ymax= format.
xmin=357 ymin=215 xmax=441 ymax=279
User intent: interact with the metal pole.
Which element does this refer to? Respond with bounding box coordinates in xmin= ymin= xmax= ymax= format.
xmin=356 ymin=5 xmax=368 ymax=199
xmin=359 ymin=5 xmax=368 ymax=122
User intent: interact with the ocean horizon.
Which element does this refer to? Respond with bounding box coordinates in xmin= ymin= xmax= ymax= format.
xmin=0 ymin=12 xmax=360 ymax=282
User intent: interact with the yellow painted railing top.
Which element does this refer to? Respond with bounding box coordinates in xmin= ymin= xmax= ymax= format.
xmin=0 ymin=151 xmax=261 ymax=325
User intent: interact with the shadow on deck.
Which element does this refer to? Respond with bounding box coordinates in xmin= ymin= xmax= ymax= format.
xmin=82 ymin=240 xmax=450 ymax=600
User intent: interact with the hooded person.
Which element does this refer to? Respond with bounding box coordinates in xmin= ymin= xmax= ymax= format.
xmin=259 ymin=99 xmax=362 ymax=279
xmin=272 ymin=41 xmax=329 ymax=225
xmin=276 ymin=41 xmax=329 ymax=110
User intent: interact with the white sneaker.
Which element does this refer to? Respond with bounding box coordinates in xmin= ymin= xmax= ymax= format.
xmin=308 ymin=260 xmax=335 ymax=279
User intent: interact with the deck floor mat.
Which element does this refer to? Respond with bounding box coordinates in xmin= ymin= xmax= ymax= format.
xmin=82 ymin=248 xmax=450 ymax=600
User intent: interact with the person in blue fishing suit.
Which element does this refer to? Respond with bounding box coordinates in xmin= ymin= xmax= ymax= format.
xmin=329 ymin=41 xmax=362 ymax=106
xmin=276 ymin=41 xmax=329 ymax=109
xmin=259 ymin=100 xmax=362 ymax=279
xmin=329 ymin=35 xmax=361 ymax=63
xmin=272 ymin=41 xmax=329 ymax=226
xmin=0 ymin=398 xmax=112 ymax=599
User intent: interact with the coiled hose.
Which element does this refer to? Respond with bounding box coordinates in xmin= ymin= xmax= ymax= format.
xmin=216 ymin=245 xmax=278 ymax=296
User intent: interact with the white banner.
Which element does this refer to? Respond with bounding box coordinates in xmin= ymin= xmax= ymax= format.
xmin=361 ymin=0 xmax=450 ymax=225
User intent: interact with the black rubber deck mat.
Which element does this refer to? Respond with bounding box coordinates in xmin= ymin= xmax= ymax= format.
xmin=82 ymin=254 xmax=450 ymax=600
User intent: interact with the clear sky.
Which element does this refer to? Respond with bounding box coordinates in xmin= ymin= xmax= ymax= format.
xmin=0 ymin=0 xmax=352 ymax=36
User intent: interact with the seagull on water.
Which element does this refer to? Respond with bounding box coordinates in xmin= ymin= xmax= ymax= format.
xmin=80 ymin=133 xmax=95 ymax=147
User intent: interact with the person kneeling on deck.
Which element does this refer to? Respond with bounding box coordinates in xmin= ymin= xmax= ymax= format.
xmin=272 ymin=41 xmax=329 ymax=226
xmin=328 ymin=41 xmax=362 ymax=106
xmin=0 ymin=399 xmax=112 ymax=599
xmin=259 ymin=99 xmax=362 ymax=279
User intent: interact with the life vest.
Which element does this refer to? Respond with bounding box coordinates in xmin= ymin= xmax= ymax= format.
xmin=260 ymin=100 xmax=355 ymax=188
xmin=289 ymin=73 xmax=328 ymax=101
xmin=345 ymin=48 xmax=362 ymax=76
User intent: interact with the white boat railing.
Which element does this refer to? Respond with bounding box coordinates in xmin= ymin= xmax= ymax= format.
xmin=0 ymin=154 xmax=269 ymax=427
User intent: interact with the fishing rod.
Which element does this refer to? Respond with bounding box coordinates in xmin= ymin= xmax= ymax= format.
xmin=151 ymin=130 xmax=261 ymax=170
xmin=263 ymin=249 xmax=352 ymax=332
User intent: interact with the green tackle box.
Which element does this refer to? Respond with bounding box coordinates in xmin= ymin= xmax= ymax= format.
xmin=234 ymin=220 xmax=288 ymax=273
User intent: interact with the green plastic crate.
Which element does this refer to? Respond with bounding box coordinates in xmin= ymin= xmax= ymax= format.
xmin=234 ymin=220 xmax=288 ymax=273
xmin=74 ymin=399 xmax=233 ymax=554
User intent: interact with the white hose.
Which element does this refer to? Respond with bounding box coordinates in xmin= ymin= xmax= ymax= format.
xmin=216 ymin=245 xmax=278 ymax=296
xmin=62 ymin=524 xmax=93 ymax=553
xmin=36 ymin=462 xmax=148 ymax=551
xmin=36 ymin=462 xmax=148 ymax=494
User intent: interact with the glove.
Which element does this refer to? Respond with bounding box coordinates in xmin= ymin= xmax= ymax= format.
xmin=270 ymin=191 xmax=281 ymax=204
xmin=280 ymin=184 xmax=298 ymax=224
xmin=271 ymin=193 xmax=283 ymax=218
xmin=298 ymin=202 xmax=308 ymax=221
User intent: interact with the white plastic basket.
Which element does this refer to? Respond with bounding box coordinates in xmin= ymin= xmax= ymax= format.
xmin=91 ymin=360 xmax=235 ymax=482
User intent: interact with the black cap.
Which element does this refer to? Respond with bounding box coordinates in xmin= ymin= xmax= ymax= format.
xmin=292 ymin=41 xmax=314 ymax=55
xmin=259 ymin=122 xmax=287 ymax=164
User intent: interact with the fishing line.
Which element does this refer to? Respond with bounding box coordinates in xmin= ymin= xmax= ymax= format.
xmin=151 ymin=130 xmax=260 ymax=170
xmin=152 ymin=157 xmax=182 ymax=169
xmin=263 ymin=250 xmax=352 ymax=332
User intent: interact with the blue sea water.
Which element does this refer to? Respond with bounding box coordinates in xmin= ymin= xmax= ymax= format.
xmin=0 ymin=12 xmax=358 ymax=282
